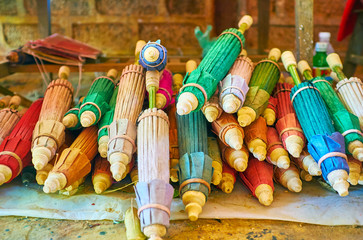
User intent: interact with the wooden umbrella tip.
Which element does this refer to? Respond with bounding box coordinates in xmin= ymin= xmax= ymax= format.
xmin=203 ymin=106 xmax=219 ymax=122
xmin=281 ymin=51 xmax=297 ymax=71
xmin=348 ymin=172 xmax=360 ymax=186
xmin=32 ymin=147 xmax=52 ymax=170
xmin=234 ymin=159 xmax=247 ymax=172
xmin=222 ymin=95 xmax=241 ymax=114
xmin=135 ymin=40 xmax=147 ymax=57
xmin=262 ymin=109 xmax=276 ymax=126
xmin=255 ymin=184 xmax=273 ymax=206
xmin=326 ymin=53 xmax=343 ymax=69
xmin=107 ymin=69 xmax=118 ymax=80
xmin=155 ymin=93 xmax=167 ymax=109
xmin=220 ymin=181 xmax=234 ymax=194
xmin=268 ymin=48 xmax=281 ymax=62
xmin=287 ymin=178 xmax=302 ymax=192
xmin=297 ymin=60 xmax=311 ymax=74
xmin=0 ymin=165 xmax=12 ymax=186
xmin=328 ymin=170 xmax=349 ymax=197
xmin=277 ymin=156 xmax=290 ymax=169
xmin=237 ymin=107 xmax=256 ymax=127
xmin=36 ymin=173 xmax=47 ymax=185
xmin=253 ymin=146 xmax=267 ymax=161
xmin=186 ymin=60 xmax=198 ymax=72
xmin=58 ymin=66 xmax=70 ymax=79
xmin=176 ymin=93 xmax=198 ymax=115
xmin=94 ymin=181 xmax=107 ymax=194
xmin=144 ymin=46 xmax=160 ymax=63
xmin=212 ymin=172 xmax=223 ymax=185
xmin=80 ymin=111 xmax=97 ymax=127
xmin=238 ymin=15 xmax=253 ymax=30
xmin=307 ymin=163 xmax=322 ymax=176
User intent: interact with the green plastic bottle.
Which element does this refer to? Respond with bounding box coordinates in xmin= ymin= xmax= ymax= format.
xmin=313 ymin=42 xmax=331 ymax=77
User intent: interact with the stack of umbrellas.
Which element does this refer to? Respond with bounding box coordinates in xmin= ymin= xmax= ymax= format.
xmin=281 ymin=51 xmax=349 ymax=196
xmin=297 ymin=60 xmax=363 ymax=161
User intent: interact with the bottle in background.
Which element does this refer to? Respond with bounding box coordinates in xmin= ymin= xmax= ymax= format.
xmin=318 ymin=32 xmax=335 ymax=54
xmin=313 ymin=42 xmax=331 ymax=77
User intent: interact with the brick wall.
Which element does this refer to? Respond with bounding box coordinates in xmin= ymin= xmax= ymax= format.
xmin=0 ymin=0 xmax=214 ymax=57
xmin=241 ymin=0 xmax=350 ymax=54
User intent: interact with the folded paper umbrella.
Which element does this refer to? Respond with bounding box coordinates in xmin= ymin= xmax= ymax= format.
xmin=291 ymin=149 xmax=321 ymax=176
xmin=282 ymin=51 xmax=349 ymax=196
xmin=43 ymin=126 xmax=98 ymax=193
xmin=219 ymin=49 xmax=254 ymax=114
xmin=108 ymin=41 xmax=146 ymax=181
xmin=155 ymin=69 xmax=173 ymax=109
xmin=139 ymin=40 xmax=167 ymax=108
xmin=347 ymin=155 xmax=362 ymax=185
xmin=92 ymin=155 xmax=113 ymax=194
xmin=21 ymin=165 xmax=36 ymax=186
xmin=238 ymin=156 xmax=274 ymax=206
xmin=62 ymin=97 xmax=85 ymax=130
xmin=274 ymin=82 xmax=305 ymax=158
xmin=238 ymin=48 xmax=281 ymax=127
xmin=201 ymin=90 xmax=223 ymax=122
xmin=0 ymin=108 xmax=24 ymax=144
xmin=218 ymin=161 xmax=236 ymax=194
xmin=135 ymin=108 xmax=173 ymax=240
xmin=273 ymin=164 xmax=302 ymax=192
xmin=32 ymin=66 xmax=74 ymax=170
xmin=266 ymin=126 xmax=290 ymax=169
xmin=262 ymin=96 xmax=277 ymax=126
xmin=125 ymin=206 xmax=146 ymax=240
xmin=244 ymin=116 xmax=268 ymax=161
xmin=177 ymin=15 xmax=252 ymax=115
xmin=326 ymin=53 xmax=363 ymax=130
xmin=35 ymin=132 xmax=75 ymax=185
xmin=207 ymin=136 xmax=223 ymax=185
xmin=98 ymin=84 xmax=119 ymax=158
xmin=211 ymin=112 xmax=244 ymax=150
xmin=217 ymin=138 xmax=249 ymax=172
xmin=79 ymin=69 xmax=117 ymax=127
xmin=0 ymin=98 xmax=43 ymax=185
xmin=176 ymin=110 xmax=213 ymax=221
xmin=298 ymin=60 xmax=363 ymax=161
xmin=0 ymin=96 xmax=11 ymax=109
xmin=9 ymin=95 xmax=22 ymax=110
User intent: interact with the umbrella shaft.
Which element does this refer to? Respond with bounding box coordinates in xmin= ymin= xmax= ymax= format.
xmin=288 ymin=65 xmax=302 ymax=85
xmin=333 ymin=66 xmax=346 ymax=81
xmin=303 ymin=70 xmax=313 ymax=81
xmin=149 ymin=87 xmax=156 ymax=109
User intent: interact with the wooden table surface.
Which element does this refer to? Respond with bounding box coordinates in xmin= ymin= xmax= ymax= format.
xmin=0 ymin=216 xmax=362 ymax=240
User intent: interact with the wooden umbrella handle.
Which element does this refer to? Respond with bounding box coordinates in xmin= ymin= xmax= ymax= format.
xmin=238 ymin=15 xmax=253 ymax=33
xmin=326 ymin=53 xmax=343 ymax=70
xmin=186 ymin=60 xmax=198 ymax=73
xmin=58 ymin=66 xmax=70 ymax=80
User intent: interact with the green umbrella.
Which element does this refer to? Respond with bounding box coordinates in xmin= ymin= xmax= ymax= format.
xmin=282 ymin=51 xmax=349 ymax=197
xmin=79 ymin=69 xmax=117 ymax=127
xmin=176 ymin=15 xmax=253 ymax=115
xmin=62 ymin=97 xmax=84 ymax=131
xmin=326 ymin=53 xmax=363 ymax=131
xmin=237 ymin=48 xmax=281 ymax=127
xmin=97 ymin=85 xmax=119 ymax=158
xmin=298 ymin=60 xmax=363 ymax=161
xmin=176 ymin=109 xmax=212 ymax=221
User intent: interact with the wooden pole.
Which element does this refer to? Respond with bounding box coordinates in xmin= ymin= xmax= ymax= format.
xmin=295 ymin=0 xmax=313 ymax=65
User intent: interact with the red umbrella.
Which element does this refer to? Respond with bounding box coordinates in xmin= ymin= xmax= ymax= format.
xmin=0 ymin=99 xmax=43 ymax=185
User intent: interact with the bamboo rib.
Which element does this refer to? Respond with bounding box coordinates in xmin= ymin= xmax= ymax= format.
xmin=0 ymin=108 xmax=22 ymax=144
xmin=108 ymin=64 xmax=145 ymax=181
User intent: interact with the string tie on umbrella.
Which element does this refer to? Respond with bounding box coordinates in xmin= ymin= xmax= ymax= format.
xmin=336 ymin=78 xmax=362 ymax=91
xmin=97 ymin=125 xmax=109 ymax=135
xmin=219 ymin=32 xmax=244 ymax=49
xmin=0 ymin=151 xmax=23 ymax=176
xmin=179 ymin=178 xmax=211 ymax=194
xmin=108 ymin=134 xmax=136 ymax=152
xmin=342 ymin=129 xmax=363 ymax=137
xmin=318 ymin=152 xmax=347 ymax=169
xmin=279 ymin=127 xmax=303 ymax=137
xmin=291 ymin=86 xmax=320 ymax=104
xmin=137 ymin=203 xmax=171 ymax=218
xmin=179 ymin=83 xmax=208 ymax=108
xmin=80 ymin=102 xmax=102 ymax=119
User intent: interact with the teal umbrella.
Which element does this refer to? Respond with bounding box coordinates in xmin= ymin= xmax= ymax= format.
xmin=298 ymin=60 xmax=363 ymax=161
xmin=97 ymin=85 xmax=119 ymax=158
xmin=176 ymin=109 xmax=212 ymax=221
xmin=176 ymin=15 xmax=253 ymax=115
xmin=282 ymin=51 xmax=349 ymax=196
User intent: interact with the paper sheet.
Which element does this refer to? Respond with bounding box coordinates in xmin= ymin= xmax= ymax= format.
xmin=0 ymin=179 xmax=362 ymax=225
